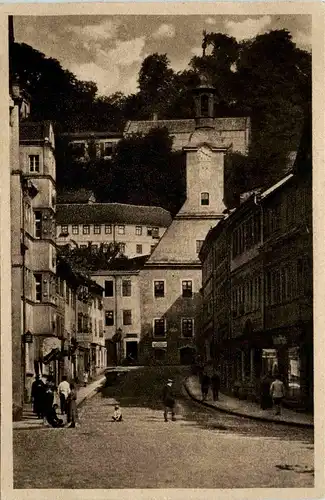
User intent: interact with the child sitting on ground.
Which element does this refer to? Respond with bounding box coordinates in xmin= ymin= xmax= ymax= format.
xmin=112 ymin=404 xmax=123 ymax=422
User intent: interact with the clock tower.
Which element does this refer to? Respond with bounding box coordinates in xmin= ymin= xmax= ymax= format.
xmin=178 ymin=74 xmax=231 ymax=217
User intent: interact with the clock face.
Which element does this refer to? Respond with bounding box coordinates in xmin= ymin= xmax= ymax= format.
xmin=197 ymin=146 xmax=212 ymax=161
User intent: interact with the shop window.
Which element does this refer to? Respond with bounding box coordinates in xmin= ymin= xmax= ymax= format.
xmin=287 ymin=347 xmax=301 ymax=398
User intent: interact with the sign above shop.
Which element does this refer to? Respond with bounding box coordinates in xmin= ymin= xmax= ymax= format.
xmin=152 ymin=341 xmax=167 ymax=348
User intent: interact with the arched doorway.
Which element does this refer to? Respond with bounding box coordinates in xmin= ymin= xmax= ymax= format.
xmin=180 ymin=346 xmax=196 ymax=365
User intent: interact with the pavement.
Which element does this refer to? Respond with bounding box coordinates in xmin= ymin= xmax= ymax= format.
xmin=13 ymin=371 xmax=108 ymax=430
xmin=184 ymin=375 xmax=314 ymax=428
xmin=13 ymin=366 xmax=314 ymax=489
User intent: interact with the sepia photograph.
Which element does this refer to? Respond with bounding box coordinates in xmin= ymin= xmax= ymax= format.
xmin=3 ymin=4 xmax=321 ymax=496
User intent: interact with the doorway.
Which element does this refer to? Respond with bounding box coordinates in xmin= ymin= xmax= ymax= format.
xmin=126 ymin=341 xmax=138 ymax=362
xmin=180 ymin=347 xmax=196 ymax=365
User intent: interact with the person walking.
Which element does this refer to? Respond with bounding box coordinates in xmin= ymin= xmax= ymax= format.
xmin=31 ymin=374 xmax=45 ymax=419
xmin=43 ymin=381 xmax=55 ymax=424
xmin=67 ymin=383 xmax=78 ymax=428
xmin=83 ymin=370 xmax=89 ymax=387
xmin=211 ymin=370 xmax=220 ymax=401
xmin=58 ymin=376 xmax=70 ymax=415
xmin=162 ymin=378 xmax=176 ymax=422
xmin=260 ymin=372 xmax=273 ymax=410
xmin=201 ymin=372 xmax=210 ymax=401
xmin=270 ymin=375 xmax=285 ymax=415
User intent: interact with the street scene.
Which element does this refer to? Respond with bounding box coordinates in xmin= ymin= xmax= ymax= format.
xmin=8 ymin=11 xmax=314 ymax=492
xmin=14 ymin=367 xmax=314 ymax=489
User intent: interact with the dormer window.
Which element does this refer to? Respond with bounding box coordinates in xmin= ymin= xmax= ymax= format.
xmin=201 ymin=192 xmax=209 ymax=206
xmin=29 ymin=155 xmax=40 ymax=173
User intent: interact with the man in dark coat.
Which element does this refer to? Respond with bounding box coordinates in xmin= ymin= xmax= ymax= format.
xmin=211 ymin=370 xmax=221 ymax=401
xmin=201 ymin=373 xmax=210 ymax=401
xmin=31 ymin=375 xmax=45 ymax=418
xmin=46 ymin=404 xmax=64 ymax=428
xmin=260 ymin=372 xmax=273 ymax=410
xmin=162 ymin=378 xmax=176 ymax=422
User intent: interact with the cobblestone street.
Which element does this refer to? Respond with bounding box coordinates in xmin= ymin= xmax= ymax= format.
xmin=13 ymin=368 xmax=314 ymax=489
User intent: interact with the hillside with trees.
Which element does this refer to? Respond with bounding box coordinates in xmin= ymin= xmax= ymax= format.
xmin=11 ymin=29 xmax=311 ymax=211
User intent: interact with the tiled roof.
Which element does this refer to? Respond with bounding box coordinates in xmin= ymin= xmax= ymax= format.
xmin=56 ymin=203 xmax=172 ymax=227
xmin=57 ymin=189 xmax=96 ymax=204
xmin=124 ymin=117 xmax=249 ymax=136
xmin=19 ymin=121 xmax=51 ymax=142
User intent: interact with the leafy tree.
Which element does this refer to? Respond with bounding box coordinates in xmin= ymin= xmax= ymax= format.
xmin=58 ymin=242 xmax=123 ymax=276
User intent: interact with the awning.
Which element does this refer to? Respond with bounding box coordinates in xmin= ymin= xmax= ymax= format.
xmin=43 ymin=347 xmax=61 ymax=364
xmin=41 ymin=337 xmax=61 ymax=358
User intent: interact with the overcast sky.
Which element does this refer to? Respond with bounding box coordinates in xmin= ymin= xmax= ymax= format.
xmin=14 ymin=15 xmax=311 ymax=97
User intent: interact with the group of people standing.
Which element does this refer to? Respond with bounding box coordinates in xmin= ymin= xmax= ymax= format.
xmin=200 ymin=370 xmax=221 ymax=402
xmin=31 ymin=374 xmax=79 ymax=428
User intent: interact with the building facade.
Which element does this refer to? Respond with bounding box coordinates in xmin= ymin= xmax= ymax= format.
xmin=138 ymin=78 xmax=250 ymax=365
xmin=60 ymin=131 xmax=122 ymax=162
xmin=92 ymin=256 xmax=147 ymax=365
xmin=200 ymin=154 xmax=312 ymax=409
xmin=56 ymin=203 xmax=172 ymax=259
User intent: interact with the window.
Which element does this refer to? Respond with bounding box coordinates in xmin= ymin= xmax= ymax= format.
xmin=152 ymin=227 xmax=159 ymax=238
xmin=201 ymin=94 xmax=209 ymax=116
xmin=61 ymin=225 xmax=68 ymax=235
xmin=118 ymin=225 xmax=125 ymax=235
xmin=135 ymin=226 xmax=142 ymax=235
xmin=122 ymin=280 xmax=131 ymax=297
xmin=94 ymin=224 xmax=101 ymax=234
xmin=34 ymin=211 xmax=41 ymax=238
xmin=105 ymin=311 xmax=114 ymax=326
xmin=29 ymin=155 xmax=40 ymax=172
xmin=101 ymin=142 xmax=113 ymax=157
xmin=201 ymin=192 xmax=209 ymax=206
xmin=104 ymin=280 xmax=114 ymax=297
xmin=154 ymin=318 xmax=165 ymax=337
xmin=182 ymin=280 xmax=193 ymax=298
xmin=83 ymin=225 xmax=90 ymax=235
xmin=147 ymin=227 xmax=153 ymax=236
xmin=105 ymin=225 xmax=112 ymax=234
xmin=123 ymin=310 xmax=132 ymax=325
xmin=136 ymin=244 xmax=142 ymax=254
xmin=119 ymin=243 xmax=126 ymax=254
xmin=154 ymin=281 xmax=165 ymax=298
xmin=196 ymin=240 xmax=204 ymax=253
xmin=182 ymin=318 xmax=194 ymax=338
xmin=72 ymin=225 xmax=79 ymax=235
xmin=34 ymin=273 xmax=42 ymax=302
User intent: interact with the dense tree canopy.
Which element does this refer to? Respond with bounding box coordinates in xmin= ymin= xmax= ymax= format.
xmin=11 ymin=28 xmax=311 ymax=209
